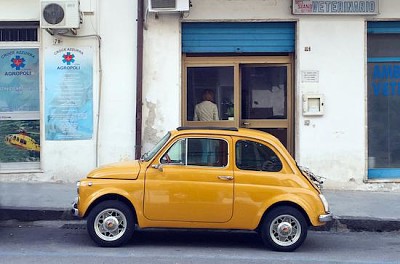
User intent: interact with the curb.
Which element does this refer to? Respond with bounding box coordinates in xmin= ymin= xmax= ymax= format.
xmin=0 ymin=207 xmax=78 ymax=221
xmin=329 ymin=216 xmax=400 ymax=232
xmin=2 ymin=208 xmax=400 ymax=233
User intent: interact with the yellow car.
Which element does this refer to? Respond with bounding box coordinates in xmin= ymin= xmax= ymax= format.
xmin=72 ymin=127 xmax=332 ymax=252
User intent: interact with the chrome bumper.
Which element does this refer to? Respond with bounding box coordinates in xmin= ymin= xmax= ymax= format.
xmin=71 ymin=197 xmax=79 ymax=217
xmin=319 ymin=212 xmax=333 ymax=222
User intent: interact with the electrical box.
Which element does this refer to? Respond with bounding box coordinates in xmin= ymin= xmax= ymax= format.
xmin=148 ymin=0 xmax=190 ymax=12
xmin=40 ymin=0 xmax=81 ymax=29
xmin=302 ymin=94 xmax=324 ymax=116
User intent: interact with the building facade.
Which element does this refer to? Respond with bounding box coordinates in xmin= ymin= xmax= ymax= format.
xmin=2 ymin=0 xmax=400 ymax=191
xmin=142 ymin=0 xmax=400 ymax=190
xmin=0 ymin=0 xmax=138 ymax=182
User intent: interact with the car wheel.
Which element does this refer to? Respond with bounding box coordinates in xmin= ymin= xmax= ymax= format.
xmin=87 ymin=200 xmax=135 ymax=247
xmin=260 ymin=206 xmax=308 ymax=252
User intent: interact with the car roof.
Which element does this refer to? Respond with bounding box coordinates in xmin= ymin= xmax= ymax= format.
xmin=171 ymin=126 xmax=282 ymax=144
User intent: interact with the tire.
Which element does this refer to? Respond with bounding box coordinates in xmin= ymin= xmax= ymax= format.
xmin=260 ymin=206 xmax=308 ymax=252
xmin=87 ymin=200 xmax=135 ymax=247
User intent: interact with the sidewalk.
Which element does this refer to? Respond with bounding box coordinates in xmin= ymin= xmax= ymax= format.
xmin=1 ymin=182 xmax=400 ymax=232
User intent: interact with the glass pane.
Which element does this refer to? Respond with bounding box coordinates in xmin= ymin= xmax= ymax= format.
xmin=0 ymin=48 xmax=40 ymax=165
xmin=162 ymin=138 xmax=186 ymax=165
xmin=235 ymin=140 xmax=282 ymax=172
xmin=368 ymin=62 xmax=400 ymax=168
xmin=0 ymin=48 xmax=39 ymax=112
xmin=241 ymin=66 xmax=287 ymax=120
xmin=368 ymin=34 xmax=400 ymax=58
xmin=187 ymin=138 xmax=228 ymax=167
xmin=256 ymin=128 xmax=287 ymax=149
xmin=187 ymin=67 xmax=234 ymax=121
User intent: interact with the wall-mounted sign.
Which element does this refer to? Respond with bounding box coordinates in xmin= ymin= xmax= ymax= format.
xmin=301 ymin=70 xmax=319 ymax=83
xmin=292 ymin=0 xmax=379 ymax=15
xmin=44 ymin=47 xmax=93 ymax=140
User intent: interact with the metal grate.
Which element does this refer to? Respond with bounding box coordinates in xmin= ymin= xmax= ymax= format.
xmin=0 ymin=22 xmax=39 ymax=42
xmin=151 ymin=0 xmax=176 ymax=9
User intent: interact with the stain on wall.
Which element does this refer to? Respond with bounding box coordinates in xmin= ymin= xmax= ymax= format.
xmin=143 ymin=99 xmax=165 ymax=153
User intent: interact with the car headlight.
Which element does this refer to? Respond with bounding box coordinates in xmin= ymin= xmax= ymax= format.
xmin=319 ymin=194 xmax=329 ymax=212
xmin=76 ymin=181 xmax=80 ymax=195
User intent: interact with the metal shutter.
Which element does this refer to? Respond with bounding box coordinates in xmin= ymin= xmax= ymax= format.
xmin=182 ymin=22 xmax=295 ymax=53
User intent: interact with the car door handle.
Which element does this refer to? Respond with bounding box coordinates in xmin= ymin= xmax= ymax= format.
xmin=218 ymin=176 xmax=234 ymax=181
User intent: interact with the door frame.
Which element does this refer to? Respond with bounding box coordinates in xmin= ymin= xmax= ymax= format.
xmin=182 ymin=55 xmax=294 ymax=154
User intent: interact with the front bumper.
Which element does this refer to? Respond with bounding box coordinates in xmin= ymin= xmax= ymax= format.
xmin=319 ymin=212 xmax=333 ymax=222
xmin=71 ymin=197 xmax=79 ymax=217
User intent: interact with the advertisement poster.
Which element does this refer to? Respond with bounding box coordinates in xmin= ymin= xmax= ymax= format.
xmin=45 ymin=47 xmax=93 ymax=140
xmin=0 ymin=120 xmax=40 ymax=162
xmin=0 ymin=48 xmax=39 ymax=112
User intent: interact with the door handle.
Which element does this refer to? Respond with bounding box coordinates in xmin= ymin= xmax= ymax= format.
xmin=242 ymin=122 xmax=250 ymax=125
xmin=218 ymin=176 xmax=234 ymax=181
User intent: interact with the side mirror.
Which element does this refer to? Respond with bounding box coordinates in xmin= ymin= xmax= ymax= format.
xmin=151 ymin=164 xmax=164 ymax=172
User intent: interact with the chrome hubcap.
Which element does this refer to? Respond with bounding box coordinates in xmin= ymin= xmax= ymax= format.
xmin=104 ymin=216 xmax=119 ymax=232
xmin=270 ymin=214 xmax=301 ymax=247
xmin=277 ymin=222 xmax=293 ymax=236
xmin=94 ymin=208 xmax=127 ymax=241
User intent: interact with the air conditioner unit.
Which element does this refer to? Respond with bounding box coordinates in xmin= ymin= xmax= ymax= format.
xmin=40 ymin=0 xmax=80 ymax=29
xmin=148 ymin=0 xmax=190 ymax=12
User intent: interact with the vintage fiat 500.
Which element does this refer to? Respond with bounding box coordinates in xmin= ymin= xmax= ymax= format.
xmin=72 ymin=127 xmax=332 ymax=252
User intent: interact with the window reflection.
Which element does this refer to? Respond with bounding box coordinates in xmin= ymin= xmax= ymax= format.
xmin=241 ymin=66 xmax=287 ymax=120
xmin=187 ymin=67 xmax=234 ymax=121
xmin=368 ymin=34 xmax=400 ymax=169
xmin=162 ymin=138 xmax=228 ymax=167
xmin=235 ymin=140 xmax=282 ymax=172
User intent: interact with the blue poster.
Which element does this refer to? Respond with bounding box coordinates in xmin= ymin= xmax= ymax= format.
xmin=0 ymin=49 xmax=39 ymax=112
xmin=45 ymin=47 xmax=93 ymax=140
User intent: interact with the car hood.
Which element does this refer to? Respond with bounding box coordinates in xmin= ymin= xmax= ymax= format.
xmin=87 ymin=160 xmax=141 ymax=180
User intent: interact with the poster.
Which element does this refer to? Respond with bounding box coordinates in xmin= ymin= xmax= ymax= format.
xmin=0 ymin=48 xmax=40 ymax=164
xmin=0 ymin=120 xmax=40 ymax=162
xmin=45 ymin=47 xmax=93 ymax=140
xmin=0 ymin=48 xmax=39 ymax=112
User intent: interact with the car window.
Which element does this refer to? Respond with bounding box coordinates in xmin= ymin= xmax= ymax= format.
xmin=162 ymin=137 xmax=228 ymax=167
xmin=161 ymin=139 xmax=186 ymax=164
xmin=235 ymin=140 xmax=282 ymax=172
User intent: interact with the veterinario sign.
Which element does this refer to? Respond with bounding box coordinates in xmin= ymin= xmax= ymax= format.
xmin=293 ymin=0 xmax=379 ymax=15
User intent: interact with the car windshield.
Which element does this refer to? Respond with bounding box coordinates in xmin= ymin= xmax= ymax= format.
xmin=141 ymin=132 xmax=171 ymax=162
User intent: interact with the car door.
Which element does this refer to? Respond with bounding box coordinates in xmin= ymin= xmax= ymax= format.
xmin=144 ymin=135 xmax=234 ymax=223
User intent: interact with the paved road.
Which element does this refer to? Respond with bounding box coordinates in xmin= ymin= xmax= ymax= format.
xmin=0 ymin=220 xmax=399 ymax=264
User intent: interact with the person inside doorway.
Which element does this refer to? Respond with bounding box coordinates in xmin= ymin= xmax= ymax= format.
xmin=193 ymin=89 xmax=219 ymax=121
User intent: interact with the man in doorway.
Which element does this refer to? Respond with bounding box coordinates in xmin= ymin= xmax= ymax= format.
xmin=194 ymin=89 xmax=219 ymax=121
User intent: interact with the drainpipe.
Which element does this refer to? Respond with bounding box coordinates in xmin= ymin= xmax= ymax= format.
xmin=135 ymin=0 xmax=144 ymax=159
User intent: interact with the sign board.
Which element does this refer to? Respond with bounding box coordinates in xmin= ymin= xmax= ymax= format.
xmin=293 ymin=0 xmax=379 ymax=15
xmin=301 ymin=70 xmax=319 ymax=83
xmin=44 ymin=47 xmax=93 ymax=140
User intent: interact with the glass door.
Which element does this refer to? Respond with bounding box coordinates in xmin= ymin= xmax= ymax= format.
xmin=183 ymin=56 xmax=294 ymax=154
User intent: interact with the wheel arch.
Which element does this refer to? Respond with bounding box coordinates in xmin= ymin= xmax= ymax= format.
xmin=256 ymin=201 xmax=311 ymax=231
xmin=83 ymin=193 xmax=138 ymax=224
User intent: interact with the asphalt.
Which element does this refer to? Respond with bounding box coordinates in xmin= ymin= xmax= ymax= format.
xmin=1 ymin=182 xmax=400 ymax=232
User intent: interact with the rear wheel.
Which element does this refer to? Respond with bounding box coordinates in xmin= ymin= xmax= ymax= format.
xmin=260 ymin=206 xmax=308 ymax=252
xmin=87 ymin=200 xmax=135 ymax=247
